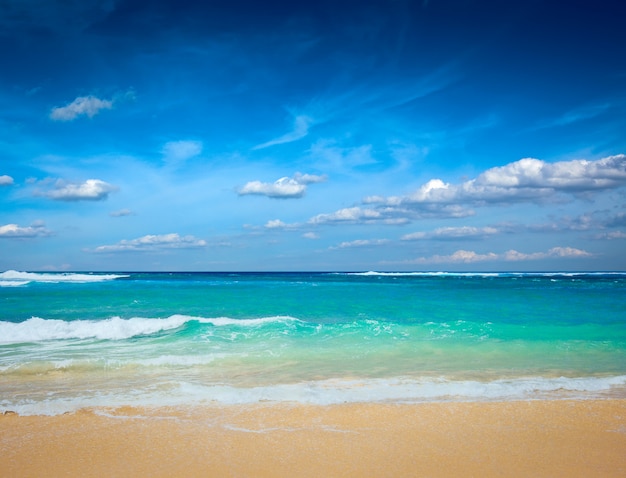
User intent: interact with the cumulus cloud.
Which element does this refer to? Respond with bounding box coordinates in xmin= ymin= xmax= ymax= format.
xmin=314 ymin=154 xmax=626 ymax=226
xmin=367 ymin=155 xmax=626 ymax=215
xmin=0 ymin=175 xmax=14 ymax=186
xmin=310 ymin=207 xmax=390 ymax=225
xmin=162 ymin=140 xmax=203 ymax=164
xmin=93 ymin=233 xmax=207 ymax=253
xmin=238 ymin=173 xmax=326 ymax=199
xmin=42 ymin=179 xmax=117 ymax=201
xmin=50 ymin=95 xmax=113 ymax=121
xmin=0 ymin=221 xmax=51 ymax=238
xmin=253 ymin=115 xmax=313 ymax=150
xmin=264 ymin=219 xmax=289 ymax=229
xmin=402 ymin=226 xmax=500 ymax=241
xmin=409 ymin=246 xmax=593 ymax=264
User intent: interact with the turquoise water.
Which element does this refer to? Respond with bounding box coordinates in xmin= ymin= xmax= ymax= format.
xmin=1 ymin=270 xmax=625 ymax=415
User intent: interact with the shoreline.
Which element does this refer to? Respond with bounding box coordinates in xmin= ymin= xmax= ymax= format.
xmin=2 ymin=399 xmax=625 ymax=477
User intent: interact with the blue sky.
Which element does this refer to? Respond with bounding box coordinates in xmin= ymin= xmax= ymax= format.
xmin=1 ymin=0 xmax=625 ymax=271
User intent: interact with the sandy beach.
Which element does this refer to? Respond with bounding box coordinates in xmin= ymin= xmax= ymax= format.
xmin=2 ymin=399 xmax=625 ymax=477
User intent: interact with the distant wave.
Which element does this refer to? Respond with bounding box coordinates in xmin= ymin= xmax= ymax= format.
xmin=342 ymin=271 xmax=499 ymax=277
xmin=0 ymin=280 xmax=30 ymax=287
xmin=341 ymin=271 xmax=626 ymax=278
xmin=0 ymin=270 xmax=128 ymax=285
xmin=0 ymin=315 xmax=300 ymax=344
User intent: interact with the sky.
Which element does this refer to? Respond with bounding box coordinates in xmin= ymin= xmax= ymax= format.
xmin=1 ymin=0 xmax=625 ymax=272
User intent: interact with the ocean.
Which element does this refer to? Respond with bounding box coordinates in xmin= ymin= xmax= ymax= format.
xmin=1 ymin=270 xmax=625 ymax=415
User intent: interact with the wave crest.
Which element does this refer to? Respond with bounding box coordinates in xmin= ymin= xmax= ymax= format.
xmin=0 ymin=270 xmax=128 ymax=284
xmin=0 ymin=315 xmax=300 ymax=344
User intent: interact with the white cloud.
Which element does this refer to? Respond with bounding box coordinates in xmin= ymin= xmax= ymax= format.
xmin=596 ymin=231 xmax=626 ymax=240
xmin=308 ymin=203 xmax=467 ymax=226
xmin=238 ymin=173 xmax=326 ymax=199
xmin=372 ymin=155 xmax=626 ymax=210
xmin=470 ymin=155 xmax=626 ymax=193
xmin=0 ymin=175 xmax=14 ymax=186
xmin=0 ymin=221 xmax=51 ymax=238
xmin=503 ymin=247 xmax=593 ymax=261
xmin=110 ymin=209 xmax=134 ymax=217
xmin=43 ymin=179 xmax=118 ymax=201
xmin=293 ymin=172 xmax=327 ymax=185
xmin=50 ymin=95 xmax=113 ymax=121
xmin=162 ymin=140 xmax=203 ymax=164
xmin=423 ymin=250 xmax=499 ymax=264
xmin=265 ymin=219 xmax=288 ymax=229
xmin=253 ymin=115 xmax=312 ymax=150
xmin=344 ymin=154 xmax=626 ymax=225
xmin=267 ymin=155 xmax=625 ymax=231
xmin=402 ymin=226 xmax=499 ymax=241
xmin=302 ymin=232 xmax=319 ymax=239
xmin=93 ymin=233 xmax=207 ymax=253
xmin=309 ymin=207 xmax=386 ymax=225
xmin=409 ymin=246 xmax=593 ymax=264
xmin=332 ymin=239 xmax=390 ymax=249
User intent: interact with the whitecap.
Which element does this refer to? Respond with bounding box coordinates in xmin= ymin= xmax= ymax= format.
xmin=0 ymin=270 xmax=128 ymax=283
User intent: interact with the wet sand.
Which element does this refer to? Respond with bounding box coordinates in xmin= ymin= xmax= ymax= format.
xmin=2 ymin=400 xmax=625 ymax=477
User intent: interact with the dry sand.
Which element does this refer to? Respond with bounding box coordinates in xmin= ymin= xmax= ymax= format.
xmin=2 ymin=400 xmax=625 ymax=477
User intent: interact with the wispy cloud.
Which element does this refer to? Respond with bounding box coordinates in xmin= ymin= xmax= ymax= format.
xmin=308 ymin=206 xmax=410 ymax=226
xmin=238 ymin=172 xmax=326 ymax=199
xmin=50 ymin=95 xmax=113 ymax=121
xmin=0 ymin=221 xmax=51 ymax=238
xmin=331 ymin=239 xmax=390 ymax=249
xmin=162 ymin=140 xmax=203 ymax=165
xmin=109 ymin=209 xmax=135 ymax=217
xmin=93 ymin=233 xmax=207 ymax=253
xmin=0 ymin=175 xmax=14 ymax=186
xmin=532 ymin=102 xmax=612 ymax=130
xmin=309 ymin=203 xmax=471 ymax=226
xmin=40 ymin=179 xmax=118 ymax=201
xmin=0 ymin=0 xmax=119 ymax=33
xmin=253 ymin=115 xmax=313 ymax=150
xmin=401 ymin=226 xmax=500 ymax=241
xmin=309 ymin=140 xmax=376 ymax=172
xmin=594 ymin=231 xmax=626 ymax=240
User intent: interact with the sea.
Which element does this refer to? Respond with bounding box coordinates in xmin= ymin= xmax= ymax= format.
xmin=1 ymin=270 xmax=625 ymax=415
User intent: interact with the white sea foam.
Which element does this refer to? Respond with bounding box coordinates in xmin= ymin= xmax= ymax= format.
xmin=344 ymin=271 xmax=503 ymax=277
xmin=0 ymin=270 xmax=128 ymax=283
xmin=0 ymin=315 xmax=299 ymax=344
xmin=3 ymin=375 xmax=626 ymax=416
xmin=196 ymin=315 xmax=299 ymax=326
xmin=0 ymin=316 xmax=188 ymax=343
xmin=0 ymin=280 xmax=30 ymax=287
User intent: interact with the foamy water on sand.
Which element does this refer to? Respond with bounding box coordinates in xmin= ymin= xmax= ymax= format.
xmin=1 ymin=270 xmax=625 ymax=415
